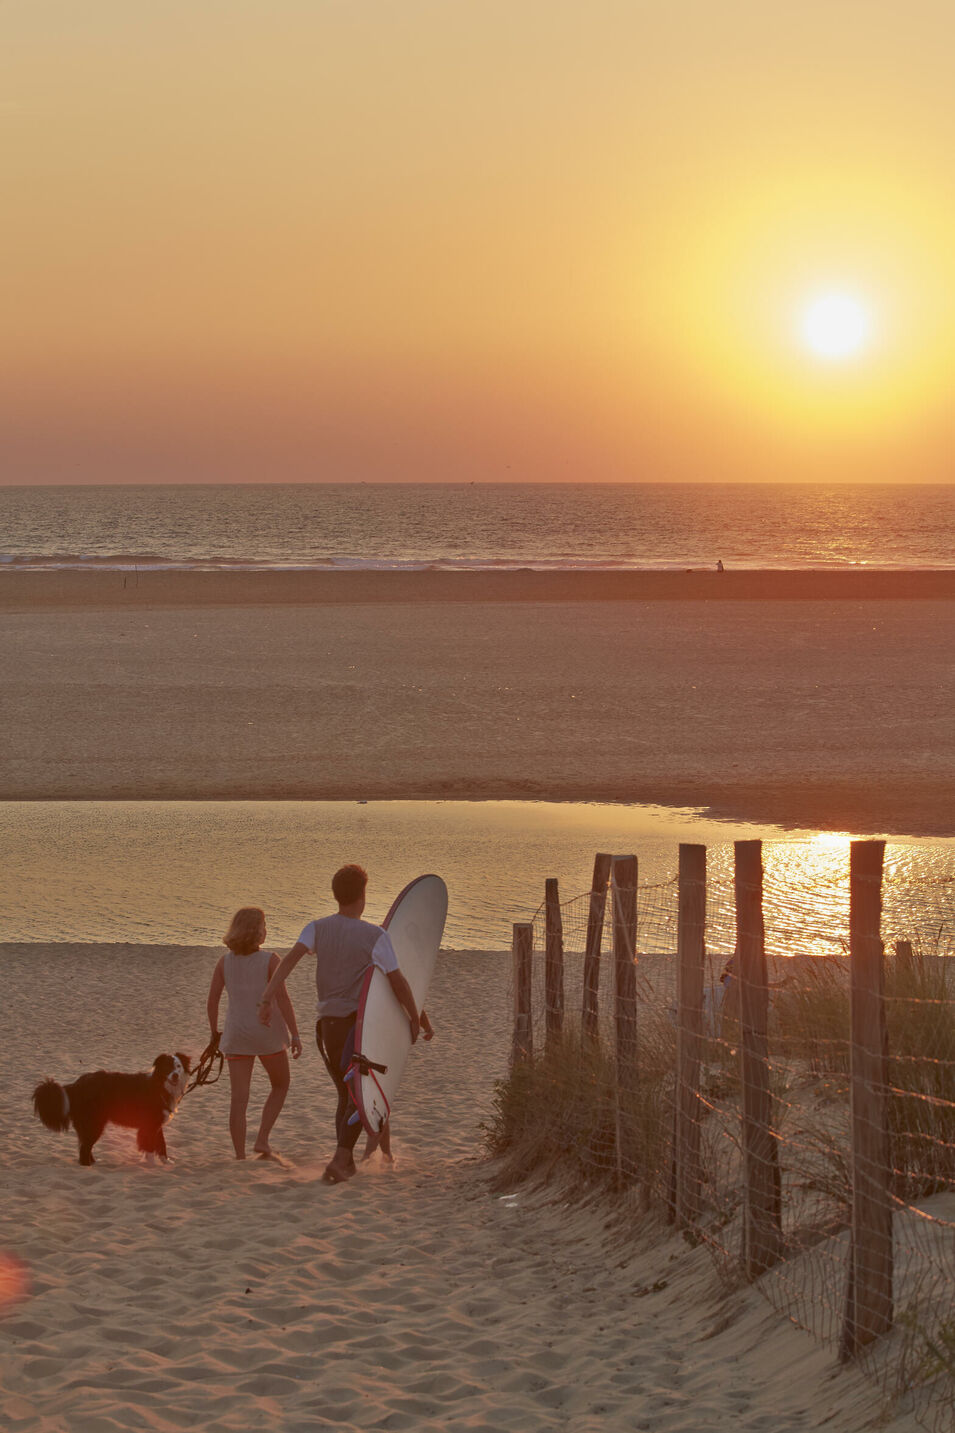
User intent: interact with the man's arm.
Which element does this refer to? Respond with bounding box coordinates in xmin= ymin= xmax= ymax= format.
xmin=387 ymin=969 xmax=420 ymax=1043
xmin=258 ymin=942 xmax=308 ymax=1025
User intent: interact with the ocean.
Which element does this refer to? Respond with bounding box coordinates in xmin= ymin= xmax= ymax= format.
xmin=1 ymin=481 xmax=953 ymax=572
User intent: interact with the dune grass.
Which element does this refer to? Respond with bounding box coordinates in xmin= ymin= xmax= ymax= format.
xmin=484 ymin=1016 xmax=675 ymax=1194
xmin=488 ymin=953 xmax=954 ymax=1204
xmin=885 ymin=952 xmax=955 ymax=1196
xmin=769 ymin=951 xmax=955 ymax=1195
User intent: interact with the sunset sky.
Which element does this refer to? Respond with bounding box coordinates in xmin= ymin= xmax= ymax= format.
xmin=3 ymin=1 xmax=954 ymax=484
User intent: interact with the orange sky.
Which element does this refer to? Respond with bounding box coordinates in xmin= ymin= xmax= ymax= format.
xmin=2 ymin=1 xmax=954 ymax=483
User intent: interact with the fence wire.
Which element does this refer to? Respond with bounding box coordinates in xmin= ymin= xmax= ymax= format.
xmin=510 ymin=846 xmax=954 ymax=1433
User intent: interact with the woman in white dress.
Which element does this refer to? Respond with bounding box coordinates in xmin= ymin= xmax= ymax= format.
xmin=207 ymin=907 xmax=302 ymax=1160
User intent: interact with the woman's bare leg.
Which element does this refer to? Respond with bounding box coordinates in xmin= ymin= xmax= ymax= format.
xmin=227 ymin=1056 xmax=254 ymax=1159
xmin=254 ymin=1050 xmax=290 ymax=1155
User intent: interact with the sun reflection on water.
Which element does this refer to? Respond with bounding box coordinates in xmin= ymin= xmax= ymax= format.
xmin=637 ymin=838 xmax=954 ymax=964
xmin=809 ymin=830 xmax=853 ymax=853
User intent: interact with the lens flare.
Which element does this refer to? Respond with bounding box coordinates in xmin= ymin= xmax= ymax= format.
xmin=0 ymin=1253 xmax=30 ymax=1311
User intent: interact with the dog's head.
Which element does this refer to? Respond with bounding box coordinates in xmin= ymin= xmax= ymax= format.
xmin=152 ymin=1052 xmax=191 ymax=1107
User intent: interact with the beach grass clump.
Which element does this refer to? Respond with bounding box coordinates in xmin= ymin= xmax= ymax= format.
xmin=484 ymin=1018 xmax=676 ymax=1194
xmin=898 ymin=1308 xmax=955 ymax=1411
xmin=885 ymin=953 xmax=955 ymax=1196
xmin=767 ymin=951 xmax=954 ymax=1194
xmin=770 ymin=957 xmax=850 ymax=1079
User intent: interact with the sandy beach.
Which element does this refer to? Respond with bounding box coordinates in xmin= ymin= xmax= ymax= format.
xmin=0 ymin=942 xmax=922 ymax=1432
xmin=2 ymin=570 xmax=953 ymax=833
xmin=1 ymin=567 xmax=951 ymax=1430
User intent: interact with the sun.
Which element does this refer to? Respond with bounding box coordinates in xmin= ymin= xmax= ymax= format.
xmin=800 ymin=291 xmax=872 ymax=362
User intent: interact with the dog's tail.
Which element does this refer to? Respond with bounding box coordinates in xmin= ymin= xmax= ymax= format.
xmin=33 ymin=1079 xmax=71 ymax=1133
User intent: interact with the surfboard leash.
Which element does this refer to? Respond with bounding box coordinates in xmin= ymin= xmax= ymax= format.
xmin=346 ymin=1053 xmax=389 ymax=1079
xmin=344 ymin=1054 xmax=390 ymax=1130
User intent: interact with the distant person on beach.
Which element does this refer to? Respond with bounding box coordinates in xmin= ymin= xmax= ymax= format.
xmin=716 ymin=560 xmax=724 ymax=572
xmin=361 ymin=1009 xmax=435 ymax=1165
xmin=207 ymin=907 xmax=302 ymax=1161
xmin=258 ymin=864 xmax=428 ymax=1185
xmin=717 ymin=950 xmax=785 ymax=1031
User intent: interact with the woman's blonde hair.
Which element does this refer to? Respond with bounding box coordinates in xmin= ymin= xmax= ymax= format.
xmin=223 ymin=906 xmax=266 ymax=956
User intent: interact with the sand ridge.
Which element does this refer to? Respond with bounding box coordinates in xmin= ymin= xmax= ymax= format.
xmin=2 ymin=589 xmax=953 ymax=832
xmin=0 ymin=944 xmax=921 ymax=1431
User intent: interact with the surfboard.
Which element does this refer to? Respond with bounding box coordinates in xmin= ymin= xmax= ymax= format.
xmin=349 ymin=873 xmax=448 ymax=1135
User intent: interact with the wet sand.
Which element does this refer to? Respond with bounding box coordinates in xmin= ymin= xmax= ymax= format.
xmin=2 ymin=566 xmax=955 ymax=608
xmin=1 ymin=570 xmax=953 ymax=833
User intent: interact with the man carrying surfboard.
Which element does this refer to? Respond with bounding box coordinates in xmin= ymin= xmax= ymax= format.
xmin=257 ymin=864 xmax=423 ymax=1185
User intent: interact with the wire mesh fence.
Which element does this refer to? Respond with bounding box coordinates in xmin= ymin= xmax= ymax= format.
xmin=498 ymin=842 xmax=954 ymax=1432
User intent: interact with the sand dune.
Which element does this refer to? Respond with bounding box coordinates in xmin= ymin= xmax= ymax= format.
xmin=0 ymin=944 xmax=924 ymax=1431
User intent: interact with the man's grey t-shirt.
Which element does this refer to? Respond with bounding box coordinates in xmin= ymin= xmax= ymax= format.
xmin=297 ymin=914 xmax=399 ymax=1018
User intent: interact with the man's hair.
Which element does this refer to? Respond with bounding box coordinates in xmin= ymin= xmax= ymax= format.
xmin=332 ymin=864 xmax=368 ymax=906
xmin=223 ymin=906 xmax=266 ymax=955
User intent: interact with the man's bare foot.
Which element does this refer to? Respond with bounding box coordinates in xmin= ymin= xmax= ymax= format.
xmin=321 ymin=1148 xmax=357 ymax=1184
xmin=321 ymin=1162 xmax=355 ymax=1184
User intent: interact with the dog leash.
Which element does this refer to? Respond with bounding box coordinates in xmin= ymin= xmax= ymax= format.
xmin=183 ymin=1033 xmax=224 ymax=1095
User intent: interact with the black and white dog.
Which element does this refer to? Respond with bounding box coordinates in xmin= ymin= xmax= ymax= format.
xmin=33 ymin=1053 xmax=191 ymax=1165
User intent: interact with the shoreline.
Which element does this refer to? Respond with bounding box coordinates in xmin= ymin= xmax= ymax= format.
xmin=3 ymin=566 xmax=955 ymax=608
xmin=1 ymin=782 xmax=952 ymax=838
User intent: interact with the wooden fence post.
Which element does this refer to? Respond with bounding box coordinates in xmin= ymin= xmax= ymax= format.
xmin=545 ymin=878 xmax=564 ymax=1049
xmin=511 ymin=922 xmax=534 ymax=1068
xmin=612 ymin=856 xmax=639 ymax=1076
xmin=841 ymin=839 xmax=893 ymax=1360
xmin=672 ymin=843 xmax=706 ymax=1229
xmin=736 ymin=839 xmax=783 ymax=1278
xmin=893 ymin=938 xmax=914 ymax=981
xmin=611 ymin=855 xmax=638 ymax=1180
xmin=582 ymin=853 xmax=612 ymax=1043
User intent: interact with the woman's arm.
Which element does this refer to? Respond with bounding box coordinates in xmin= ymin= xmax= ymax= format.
xmin=207 ymin=956 xmax=226 ymax=1038
xmin=269 ymin=953 xmax=302 ymax=1057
